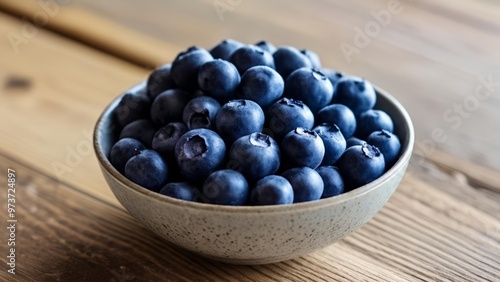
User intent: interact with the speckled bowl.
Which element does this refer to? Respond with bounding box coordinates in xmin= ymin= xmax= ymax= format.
xmin=94 ymin=82 xmax=414 ymax=265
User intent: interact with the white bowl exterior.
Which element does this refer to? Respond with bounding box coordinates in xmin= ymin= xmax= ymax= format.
xmin=100 ymin=160 xmax=407 ymax=264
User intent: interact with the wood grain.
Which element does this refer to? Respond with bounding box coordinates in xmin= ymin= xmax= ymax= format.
xmin=0 ymin=150 xmax=498 ymax=281
xmin=0 ymin=13 xmax=149 ymax=205
xmin=0 ymin=2 xmax=499 ymax=281
xmin=2 ymin=0 xmax=498 ymax=171
xmin=0 ymin=0 xmax=176 ymax=67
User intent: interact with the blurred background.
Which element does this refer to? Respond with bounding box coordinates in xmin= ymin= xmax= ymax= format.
xmin=4 ymin=0 xmax=498 ymax=171
xmin=1 ymin=0 xmax=499 ymax=184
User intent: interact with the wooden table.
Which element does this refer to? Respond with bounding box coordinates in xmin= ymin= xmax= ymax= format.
xmin=0 ymin=0 xmax=499 ymax=281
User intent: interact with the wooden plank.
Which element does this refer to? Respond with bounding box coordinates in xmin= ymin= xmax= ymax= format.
xmin=0 ymin=13 xmax=149 ymax=205
xmin=0 ymin=150 xmax=498 ymax=281
xmin=0 ymin=0 xmax=177 ymax=67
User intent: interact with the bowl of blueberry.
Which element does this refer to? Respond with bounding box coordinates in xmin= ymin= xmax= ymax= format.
xmin=94 ymin=39 xmax=414 ymax=265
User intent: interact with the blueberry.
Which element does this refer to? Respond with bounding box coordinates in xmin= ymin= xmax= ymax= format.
xmin=346 ymin=136 xmax=366 ymax=148
xmin=124 ymin=149 xmax=168 ymax=191
xmin=281 ymin=127 xmax=325 ymax=169
xmin=228 ymin=133 xmax=280 ymax=181
xmin=316 ymin=166 xmax=344 ymax=198
xmin=284 ymin=68 xmax=333 ymax=113
xmin=313 ymin=124 xmax=346 ymax=165
xmin=150 ymin=89 xmax=191 ymax=125
xmin=182 ymin=96 xmax=221 ymax=130
xmin=336 ymin=144 xmax=385 ymax=189
xmin=250 ymin=175 xmax=294 ymax=205
xmin=273 ymin=46 xmax=312 ymax=78
xmin=110 ymin=138 xmax=146 ymax=173
xmin=202 ymin=169 xmax=249 ymax=205
xmin=229 ymin=45 xmax=275 ymax=74
xmin=367 ymin=130 xmax=401 ymax=168
xmin=171 ymin=46 xmax=213 ymax=91
xmin=119 ymin=119 xmax=157 ymax=147
xmin=152 ymin=122 xmax=188 ymax=158
xmin=160 ymin=182 xmax=200 ymax=202
xmin=210 ymin=39 xmax=244 ymax=61
xmin=300 ymin=49 xmax=321 ymax=70
xmin=282 ymin=167 xmax=323 ymax=203
xmin=316 ymin=104 xmax=356 ymax=138
xmin=197 ymin=59 xmax=240 ymax=102
xmin=175 ymin=128 xmax=226 ymax=181
xmin=215 ymin=99 xmax=265 ymax=144
xmin=255 ymin=40 xmax=277 ymax=53
xmin=114 ymin=92 xmax=151 ymax=129
xmin=332 ymin=76 xmax=376 ymax=115
xmin=239 ymin=66 xmax=284 ymax=109
xmin=266 ymin=98 xmax=314 ymax=141
xmin=147 ymin=64 xmax=176 ymax=100
xmin=321 ymin=69 xmax=343 ymax=88
xmin=355 ymin=109 xmax=394 ymax=139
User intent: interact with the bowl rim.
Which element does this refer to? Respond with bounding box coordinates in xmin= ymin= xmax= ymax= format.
xmin=94 ymin=83 xmax=414 ymax=213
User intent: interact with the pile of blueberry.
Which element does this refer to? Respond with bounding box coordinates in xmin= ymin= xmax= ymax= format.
xmin=108 ymin=39 xmax=401 ymax=206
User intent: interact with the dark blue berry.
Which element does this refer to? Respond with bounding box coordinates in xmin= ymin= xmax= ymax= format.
xmin=356 ymin=109 xmax=394 ymax=139
xmin=228 ymin=133 xmax=280 ymax=181
xmin=332 ymin=76 xmax=376 ymax=115
xmin=281 ymin=127 xmax=325 ymax=169
xmin=160 ymin=182 xmax=200 ymax=202
xmin=175 ymin=128 xmax=226 ymax=181
xmin=266 ymin=98 xmax=314 ymax=141
xmin=316 ymin=166 xmax=344 ymax=198
xmin=367 ymin=130 xmax=401 ymax=168
xmin=282 ymin=167 xmax=324 ymax=203
xmin=182 ymin=96 xmax=221 ymax=130
xmin=316 ymin=104 xmax=356 ymax=138
xmin=150 ymin=89 xmax=190 ymax=125
xmin=202 ymin=169 xmax=249 ymax=205
xmin=110 ymin=138 xmax=145 ymax=173
xmin=285 ymin=68 xmax=333 ymax=113
xmin=147 ymin=64 xmax=176 ymax=100
xmin=239 ymin=66 xmax=284 ymax=109
xmin=114 ymin=92 xmax=151 ymax=129
xmin=250 ymin=175 xmax=294 ymax=205
xmin=215 ymin=99 xmax=265 ymax=144
xmin=336 ymin=144 xmax=385 ymax=189
xmin=124 ymin=149 xmax=168 ymax=191
xmin=119 ymin=119 xmax=157 ymax=147
xmin=273 ymin=46 xmax=312 ymax=79
xmin=152 ymin=122 xmax=188 ymax=158
xmin=229 ymin=45 xmax=275 ymax=74
xmin=197 ymin=59 xmax=240 ymax=102
xmin=210 ymin=39 xmax=244 ymax=61
xmin=171 ymin=46 xmax=213 ymax=91
xmin=313 ymin=124 xmax=346 ymax=165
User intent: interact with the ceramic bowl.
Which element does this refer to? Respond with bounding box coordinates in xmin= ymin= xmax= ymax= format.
xmin=94 ymin=82 xmax=414 ymax=265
